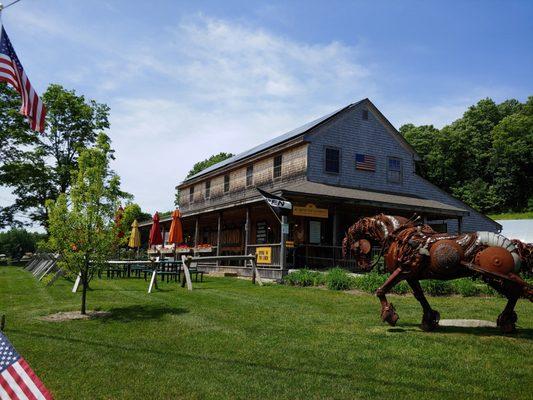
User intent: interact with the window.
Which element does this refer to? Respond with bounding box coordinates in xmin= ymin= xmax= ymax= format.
xmin=224 ymin=174 xmax=230 ymax=193
xmin=205 ymin=180 xmax=211 ymax=199
xmin=362 ymin=109 xmax=369 ymax=120
xmin=246 ymin=165 xmax=254 ymax=187
xmin=189 ymin=186 xmax=194 ymax=203
xmin=387 ymin=157 xmax=402 ymax=183
xmin=325 ymin=147 xmax=340 ymax=174
xmin=273 ymin=155 xmax=282 ymax=179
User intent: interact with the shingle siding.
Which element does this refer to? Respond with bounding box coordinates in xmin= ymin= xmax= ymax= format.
xmin=305 ymin=103 xmax=500 ymax=234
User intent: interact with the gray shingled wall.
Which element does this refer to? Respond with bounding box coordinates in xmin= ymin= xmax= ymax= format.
xmin=305 ymin=102 xmax=499 ymax=233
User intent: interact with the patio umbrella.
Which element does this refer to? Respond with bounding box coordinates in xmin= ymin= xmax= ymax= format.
xmin=167 ymin=209 xmax=183 ymax=245
xmin=128 ymin=219 xmax=141 ymax=249
xmin=149 ymin=212 xmax=163 ymax=247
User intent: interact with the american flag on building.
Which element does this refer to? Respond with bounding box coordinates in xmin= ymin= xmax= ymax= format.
xmin=0 ymin=331 xmax=53 ymax=400
xmin=0 ymin=23 xmax=46 ymax=132
xmin=355 ymin=153 xmax=376 ymax=171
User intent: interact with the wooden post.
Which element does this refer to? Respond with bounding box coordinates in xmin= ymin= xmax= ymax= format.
xmin=216 ymin=212 xmax=222 ymax=266
xmin=251 ymin=257 xmax=263 ymax=286
xmin=72 ymin=273 xmax=81 ymax=293
xmin=280 ymin=215 xmax=288 ymax=272
xmin=244 ymin=207 xmax=250 ymax=258
xmin=181 ymin=255 xmax=193 ymax=291
xmin=457 ymin=217 xmax=463 ymax=234
xmin=194 ymin=217 xmax=199 ymax=255
xmin=332 ymin=206 xmax=338 ymax=246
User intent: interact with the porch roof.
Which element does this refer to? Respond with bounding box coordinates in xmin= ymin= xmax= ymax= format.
xmin=280 ymin=181 xmax=469 ymax=218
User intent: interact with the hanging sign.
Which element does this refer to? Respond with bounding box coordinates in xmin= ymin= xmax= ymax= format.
xmin=256 ymin=247 xmax=272 ymax=264
xmin=293 ymin=203 xmax=328 ymax=218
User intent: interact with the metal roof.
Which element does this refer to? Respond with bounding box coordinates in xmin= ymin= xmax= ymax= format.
xmin=182 ymin=101 xmax=363 ymax=182
xmin=280 ymin=181 xmax=469 ymax=217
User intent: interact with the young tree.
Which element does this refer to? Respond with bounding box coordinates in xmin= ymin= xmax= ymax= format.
xmin=46 ymin=133 xmax=126 ymax=314
xmin=0 ymin=84 xmax=110 ymax=229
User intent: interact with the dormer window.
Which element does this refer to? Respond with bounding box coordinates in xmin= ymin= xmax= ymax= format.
xmin=224 ymin=174 xmax=230 ymax=192
xmin=205 ymin=180 xmax=211 ymax=199
xmin=246 ymin=165 xmax=254 ymax=187
xmin=273 ymin=155 xmax=282 ymax=179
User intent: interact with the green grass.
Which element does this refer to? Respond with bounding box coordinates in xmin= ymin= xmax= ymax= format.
xmin=488 ymin=211 xmax=533 ymax=220
xmin=1 ymin=266 xmax=532 ymax=400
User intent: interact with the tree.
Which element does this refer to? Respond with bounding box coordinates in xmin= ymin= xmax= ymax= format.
xmin=0 ymin=228 xmax=45 ymax=260
xmin=0 ymin=84 xmax=110 ymax=229
xmin=400 ymin=96 xmax=533 ymax=214
xmin=175 ymin=152 xmax=234 ymax=205
xmin=46 ymin=133 xmax=125 ymax=314
xmin=117 ymin=203 xmax=151 ymax=247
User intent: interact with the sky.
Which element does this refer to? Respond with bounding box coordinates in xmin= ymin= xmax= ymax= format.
xmin=0 ymin=0 xmax=532 ymax=227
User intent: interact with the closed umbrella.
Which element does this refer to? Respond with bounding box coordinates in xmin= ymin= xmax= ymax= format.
xmin=167 ymin=210 xmax=183 ymax=245
xmin=128 ymin=219 xmax=141 ymax=249
xmin=149 ymin=212 xmax=163 ymax=248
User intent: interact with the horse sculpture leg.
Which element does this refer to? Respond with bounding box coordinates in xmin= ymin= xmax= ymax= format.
xmin=376 ymin=267 xmax=406 ymax=326
xmin=487 ymin=280 xmax=519 ymax=333
xmin=497 ymin=297 xmax=518 ymax=334
xmin=407 ymin=278 xmax=440 ymax=331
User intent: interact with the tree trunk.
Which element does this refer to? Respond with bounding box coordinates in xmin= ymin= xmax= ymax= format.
xmin=81 ymin=273 xmax=87 ymax=315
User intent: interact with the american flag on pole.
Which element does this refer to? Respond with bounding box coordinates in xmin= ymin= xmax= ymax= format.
xmin=0 ymin=331 xmax=53 ymax=400
xmin=355 ymin=153 xmax=376 ymax=171
xmin=0 ymin=22 xmax=46 ymax=132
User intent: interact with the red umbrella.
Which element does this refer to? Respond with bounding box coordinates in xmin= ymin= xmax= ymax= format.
xmin=167 ymin=209 xmax=183 ymax=245
xmin=149 ymin=212 xmax=163 ymax=247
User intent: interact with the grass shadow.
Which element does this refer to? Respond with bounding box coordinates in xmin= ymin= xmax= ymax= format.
xmin=399 ymin=322 xmax=533 ymax=339
xmin=98 ymin=305 xmax=188 ymax=323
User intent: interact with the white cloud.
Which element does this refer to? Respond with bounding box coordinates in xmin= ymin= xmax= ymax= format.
xmin=107 ymin=15 xmax=375 ymax=213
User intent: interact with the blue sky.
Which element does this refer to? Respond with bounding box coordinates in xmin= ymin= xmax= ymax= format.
xmin=1 ymin=0 xmax=532 ymax=222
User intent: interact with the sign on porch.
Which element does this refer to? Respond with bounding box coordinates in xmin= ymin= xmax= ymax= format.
xmin=293 ymin=203 xmax=328 ymax=218
xmin=256 ymin=247 xmax=272 ymax=264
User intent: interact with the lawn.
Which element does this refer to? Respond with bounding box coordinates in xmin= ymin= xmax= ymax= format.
xmin=488 ymin=211 xmax=533 ymax=220
xmin=1 ymin=266 xmax=532 ymax=400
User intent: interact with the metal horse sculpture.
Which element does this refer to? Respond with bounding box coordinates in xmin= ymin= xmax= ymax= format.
xmin=343 ymin=214 xmax=533 ymax=333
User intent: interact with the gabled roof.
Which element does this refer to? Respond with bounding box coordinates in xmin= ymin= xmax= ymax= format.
xmin=181 ymin=98 xmax=419 ymax=184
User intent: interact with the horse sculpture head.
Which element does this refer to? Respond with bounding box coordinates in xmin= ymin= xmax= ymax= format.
xmin=342 ymin=214 xmax=413 ymax=271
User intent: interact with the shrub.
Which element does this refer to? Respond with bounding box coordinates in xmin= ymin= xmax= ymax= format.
xmin=326 ymin=267 xmax=355 ymax=290
xmin=284 ymin=269 xmax=324 ymax=287
xmin=353 ymin=272 xmax=386 ymax=293
xmin=420 ymin=279 xmax=454 ymax=296
xmin=452 ymin=278 xmax=481 ymax=297
xmin=352 ymin=272 xmax=410 ymax=294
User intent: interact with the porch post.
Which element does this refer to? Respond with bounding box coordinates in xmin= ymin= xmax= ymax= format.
xmin=216 ymin=212 xmax=221 ymax=266
xmin=194 ymin=217 xmax=199 ymax=248
xmin=280 ymin=215 xmax=288 ymax=272
xmin=332 ymin=206 xmax=338 ymax=246
xmin=244 ymin=207 xmax=250 ymax=255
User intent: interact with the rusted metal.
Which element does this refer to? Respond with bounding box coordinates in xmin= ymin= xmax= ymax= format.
xmin=429 ymin=240 xmax=464 ymax=272
xmin=475 ymin=246 xmax=515 ymax=275
xmin=343 ymin=214 xmax=532 ymax=333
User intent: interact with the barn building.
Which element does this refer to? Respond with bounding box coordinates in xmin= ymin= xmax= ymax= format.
xmin=140 ymin=99 xmax=500 ymax=279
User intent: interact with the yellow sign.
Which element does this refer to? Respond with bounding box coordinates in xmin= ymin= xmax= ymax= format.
xmin=285 ymin=240 xmax=294 ymax=248
xmin=293 ymin=203 xmax=328 ymax=218
xmin=256 ymin=247 xmax=272 ymax=264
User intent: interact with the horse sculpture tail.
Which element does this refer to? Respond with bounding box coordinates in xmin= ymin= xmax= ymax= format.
xmin=511 ymin=239 xmax=533 ymax=276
